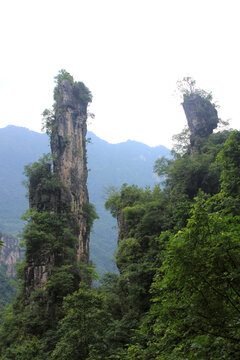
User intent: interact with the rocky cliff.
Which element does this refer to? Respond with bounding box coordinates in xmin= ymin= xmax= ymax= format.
xmin=51 ymin=79 xmax=90 ymax=263
xmin=24 ymin=73 xmax=92 ymax=296
xmin=182 ymin=94 xmax=219 ymax=151
xmin=0 ymin=232 xmax=20 ymax=277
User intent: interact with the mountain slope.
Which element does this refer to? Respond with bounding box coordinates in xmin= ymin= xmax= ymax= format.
xmin=0 ymin=126 xmax=50 ymax=234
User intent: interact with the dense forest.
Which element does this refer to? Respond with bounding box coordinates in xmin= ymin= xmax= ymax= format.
xmin=1 ymin=74 xmax=240 ymax=359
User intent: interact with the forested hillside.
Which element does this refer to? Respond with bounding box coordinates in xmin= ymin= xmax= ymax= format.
xmin=0 ymin=75 xmax=240 ymax=359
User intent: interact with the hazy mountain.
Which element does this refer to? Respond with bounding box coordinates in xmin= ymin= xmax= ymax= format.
xmin=0 ymin=125 xmax=170 ymax=273
xmin=0 ymin=126 xmax=50 ymax=234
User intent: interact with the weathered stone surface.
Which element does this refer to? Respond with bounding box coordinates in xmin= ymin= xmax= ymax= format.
xmin=182 ymin=94 xmax=218 ymax=150
xmin=0 ymin=233 xmax=20 ymax=277
xmin=51 ymin=79 xmax=90 ymax=263
xmin=25 ymin=253 xmax=55 ymax=297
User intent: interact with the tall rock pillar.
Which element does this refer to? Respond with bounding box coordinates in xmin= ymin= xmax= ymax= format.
xmin=51 ymin=79 xmax=91 ymax=264
xmin=24 ymin=74 xmax=92 ymax=298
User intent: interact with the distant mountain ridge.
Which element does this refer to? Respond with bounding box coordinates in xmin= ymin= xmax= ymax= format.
xmin=0 ymin=125 xmax=170 ymax=273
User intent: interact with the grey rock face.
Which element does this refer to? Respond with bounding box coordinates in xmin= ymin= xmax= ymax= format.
xmin=0 ymin=233 xmax=20 ymax=277
xmin=182 ymin=94 xmax=218 ymax=150
xmin=51 ymin=79 xmax=90 ymax=263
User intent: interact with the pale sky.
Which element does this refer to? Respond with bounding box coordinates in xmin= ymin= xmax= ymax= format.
xmin=0 ymin=0 xmax=239 ymax=148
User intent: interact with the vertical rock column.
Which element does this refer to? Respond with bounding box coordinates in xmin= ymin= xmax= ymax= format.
xmin=51 ymin=79 xmax=90 ymax=264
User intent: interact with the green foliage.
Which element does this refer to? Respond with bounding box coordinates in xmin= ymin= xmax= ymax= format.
xmin=74 ymin=81 xmax=93 ymax=105
xmin=53 ymin=69 xmax=74 ymax=103
xmin=177 ymin=76 xmax=197 ymax=96
xmin=22 ymin=210 xmax=76 ymax=263
xmin=0 ymin=296 xmax=45 ymax=358
xmin=104 ymin=186 xmax=121 ymax=218
xmin=23 ymin=154 xmax=71 ymax=215
xmin=154 ymin=131 xmax=230 ymax=203
xmin=171 ymin=125 xmax=190 ymax=156
xmin=46 ymin=265 xmax=75 ymax=300
xmin=138 ymin=194 xmax=240 ymax=359
xmin=51 ymin=283 xmax=108 ymax=360
xmin=122 ymin=131 xmax=240 ymax=359
xmin=23 ymin=154 xmax=52 ymax=185
xmin=0 ymin=264 xmax=17 ymax=316
xmin=217 ymin=130 xmax=240 ymax=196
xmin=82 ymin=202 xmax=99 ymax=232
xmin=105 ymin=184 xmax=152 ymax=219
xmin=153 ymin=156 xmax=173 ymax=179
xmin=103 ymin=184 xmax=171 ymax=356
xmin=54 ymin=69 xmax=74 ymax=85
xmin=41 ymin=108 xmax=55 ymax=136
xmin=0 ymin=232 xmax=18 ymax=317
xmin=177 ymin=76 xmax=214 ymax=103
xmin=53 ymin=69 xmax=92 ymax=105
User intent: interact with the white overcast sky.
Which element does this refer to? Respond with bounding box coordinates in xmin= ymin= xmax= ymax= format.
xmin=0 ymin=0 xmax=239 ymax=148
